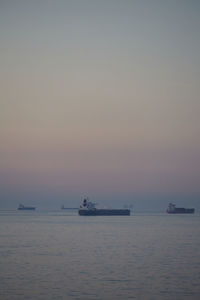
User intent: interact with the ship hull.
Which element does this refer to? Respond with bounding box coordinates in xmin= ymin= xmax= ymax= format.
xmin=167 ymin=208 xmax=194 ymax=214
xmin=61 ymin=208 xmax=78 ymax=210
xmin=18 ymin=207 xmax=35 ymax=210
xmin=79 ymin=209 xmax=130 ymax=216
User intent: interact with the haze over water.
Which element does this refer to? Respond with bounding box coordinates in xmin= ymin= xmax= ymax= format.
xmin=1 ymin=1 xmax=200 ymax=299
xmin=1 ymin=0 xmax=200 ymax=211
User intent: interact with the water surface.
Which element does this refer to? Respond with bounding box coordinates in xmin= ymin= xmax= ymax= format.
xmin=0 ymin=210 xmax=199 ymax=299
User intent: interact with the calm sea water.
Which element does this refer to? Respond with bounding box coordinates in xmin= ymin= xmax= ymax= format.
xmin=0 ymin=210 xmax=200 ymax=300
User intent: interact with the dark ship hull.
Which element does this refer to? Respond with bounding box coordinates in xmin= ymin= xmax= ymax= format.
xmin=61 ymin=206 xmax=78 ymax=210
xmin=167 ymin=203 xmax=194 ymax=214
xmin=18 ymin=207 xmax=35 ymax=210
xmin=167 ymin=208 xmax=195 ymax=214
xmin=79 ymin=209 xmax=130 ymax=216
xmin=18 ymin=204 xmax=35 ymax=210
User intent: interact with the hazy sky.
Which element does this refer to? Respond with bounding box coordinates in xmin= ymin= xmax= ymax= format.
xmin=1 ymin=0 xmax=200 ymax=210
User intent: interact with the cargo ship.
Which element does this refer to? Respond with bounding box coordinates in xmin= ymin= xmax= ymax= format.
xmin=78 ymin=198 xmax=130 ymax=216
xmin=18 ymin=204 xmax=36 ymax=210
xmin=167 ymin=203 xmax=195 ymax=214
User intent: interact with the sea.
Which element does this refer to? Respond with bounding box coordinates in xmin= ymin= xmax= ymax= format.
xmin=0 ymin=210 xmax=200 ymax=300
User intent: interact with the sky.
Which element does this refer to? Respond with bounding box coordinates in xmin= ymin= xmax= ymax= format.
xmin=0 ymin=0 xmax=200 ymax=210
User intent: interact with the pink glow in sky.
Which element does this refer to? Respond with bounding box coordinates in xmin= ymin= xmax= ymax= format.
xmin=1 ymin=1 xmax=200 ymax=209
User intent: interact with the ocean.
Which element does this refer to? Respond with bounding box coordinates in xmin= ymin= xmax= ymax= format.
xmin=0 ymin=210 xmax=200 ymax=300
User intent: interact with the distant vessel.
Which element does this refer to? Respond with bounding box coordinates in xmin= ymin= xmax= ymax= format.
xmin=78 ymin=198 xmax=130 ymax=216
xmin=167 ymin=203 xmax=195 ymax=214
xmin=18 ymin=204 xmax=36 ymax=210
xmin=61 ymin=205 xmax=78 ymax=210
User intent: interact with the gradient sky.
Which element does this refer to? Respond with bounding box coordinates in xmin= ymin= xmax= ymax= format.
xmin=1 ymin=0 xmax=200 ymax=210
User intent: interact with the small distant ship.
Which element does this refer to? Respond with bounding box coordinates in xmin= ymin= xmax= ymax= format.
xmin=18 ymin=204 xmax=36 ymax=210
xmin=78 ymin=198 xmax=130 ymax=216
xmin=167 ymin=203 xmax=195 ymax=214
xmin=61 ymin=205 xmax=78 ymax=210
